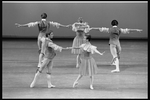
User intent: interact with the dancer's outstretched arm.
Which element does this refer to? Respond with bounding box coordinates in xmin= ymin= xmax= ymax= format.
xmin=48 ymin=42 xmax=67 ymax=52
xmin=59 ymin=24 xmax=70 ymax=28
xmin=85 ymin=27 xmax=109 ymax=32
xmin=94 ymin=49 xmax=105 ymax=55
xmin=96 ymin=27 xmax=143 ymax=34
xmin=120 ymin=28 xmax=143 ymax=34
xmin=51 ymin=22 xmax=70 ymax=28
xmin=66 ymin=47 xmax=80 ymax=49
xmin=15 ymin=22 xmax=39 ymax=27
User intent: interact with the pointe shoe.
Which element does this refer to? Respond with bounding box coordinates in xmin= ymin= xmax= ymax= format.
xmin=48 ymin=84 xmax=56 ymax=88
xmin=73 ymin=81 xmax=78 ymax=88
xmin=30 ymin=82 xmax=35 ymax=88
xmin=111 ymin=69 xmax=120 ymax=73
xmin=90 ymin=85 xmax=94 ymax=90
xmin=37 ymin=63 xmax=41 ymax=68
xmin=76 ymin=64 xmax=79 ymax=68
xmin=38 ymin=60 xmax=44 ymax=67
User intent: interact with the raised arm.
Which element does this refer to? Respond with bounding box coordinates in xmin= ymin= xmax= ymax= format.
xmin=15 ymin=21 xmax=39 ymax=27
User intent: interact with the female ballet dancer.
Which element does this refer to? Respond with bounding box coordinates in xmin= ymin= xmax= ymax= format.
xmin=15 ymin=13 xmax=68 ymax=68
xmin=66 ymin=17 xmax=92 ymax=68
xmin=66 ymin=34 xmax=105 ymax=90
xmin=96 ymin=20 xmax=142 ymax=73
xmin=30 ymin=30 xmax=67 ymax=88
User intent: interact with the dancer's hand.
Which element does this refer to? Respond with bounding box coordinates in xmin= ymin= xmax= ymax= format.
xmin=137 ymin=29 xmax=142 ymax=32
xmin=15 ymin=23 xmax=21 ymax=27
xmin=99 ymin=28 xmax=103 ymax=32
xmin=100 ymin=51 xmax=105 ymax=55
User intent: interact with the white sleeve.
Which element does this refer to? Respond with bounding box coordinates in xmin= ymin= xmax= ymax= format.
xmin=27 ymin=22 xmax=39 ymax=27
xmin=120 ymin=28 xmax=130 ymax=34
xmin=72 ymin=23 xmax=77 ymax=32
xmin=84 ymin=28 xmax=90 ymax=33
xmin=84 ymin=25 xmax=90 ymax=33
xmin=99 ymin=27 xmax=109 ymax=33
xmin=48 ymin=42 xmax=62 ymax=52
xmin=49 ymin=21 xmax=60 ymax=26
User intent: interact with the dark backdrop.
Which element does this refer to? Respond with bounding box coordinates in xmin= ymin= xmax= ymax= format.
xmin=2 ymin=1 xmax=147 ymax=39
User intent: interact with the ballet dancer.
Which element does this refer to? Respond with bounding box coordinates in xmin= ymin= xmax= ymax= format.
xmin=66 ymin=34 xmax=105 ymax=89
xmin=30 ymin=30 xmax=67 ymax=88
xmin=95 ymin=20 xmax=142 ymax=73
xmin=66 ymin=17 xmax=93 ymax=68
xmin=15 ymin=13 xmax=68 ymax=68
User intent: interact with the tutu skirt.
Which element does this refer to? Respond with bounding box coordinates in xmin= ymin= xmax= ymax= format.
xmin=79 ymin=57 xmax=98 ymax=76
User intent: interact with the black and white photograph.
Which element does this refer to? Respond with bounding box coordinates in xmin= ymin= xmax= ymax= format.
xmin=2 ymin=1 xmax=148 ymax=98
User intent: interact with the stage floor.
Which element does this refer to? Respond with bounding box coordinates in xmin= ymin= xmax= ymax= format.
xmin=2 ymin=40 xmax=148 ymax=98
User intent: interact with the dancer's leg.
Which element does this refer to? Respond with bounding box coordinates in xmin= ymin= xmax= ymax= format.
xmin=90 ymin=76 xmax=94 ymax=89
xmin=46 ymin=60 xmax=55 ymax=88
xmin=30 ymin=58 xmax=48 ymax=88
xmin=37 ymin=53 xmax=44 ymax=67
xmin=76 ymin=54 xmax=81 ymax=68
xmin=30 ymin=69 xmax=41 ymax=88
xmin=110 ymin=44 xmax=120 ymax=72
xmin=37 ymin=37 xmax=42 ymax=50
xmin=37 ymin=38 xmax=44 ymax=67
xmin=116 ymin=44 xmax=121 ymax=59
xmin=73 ymin=74 xmax=83 ymax=88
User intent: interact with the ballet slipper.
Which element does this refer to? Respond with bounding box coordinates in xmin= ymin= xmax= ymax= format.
xmin=73 ymin=81 xmax=78 ymax=88
xmin=90 ymin=85 xmax=94 ymax=90
xmin=76 ymin=64 xmax=79 ymax=68
xmin=111 ymin=69 xmax=120 ymax=73
xmin=48 ymin=84 xmax=56 ymax=88
xmin=30 ymin=82 xmax=35 ymax=88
